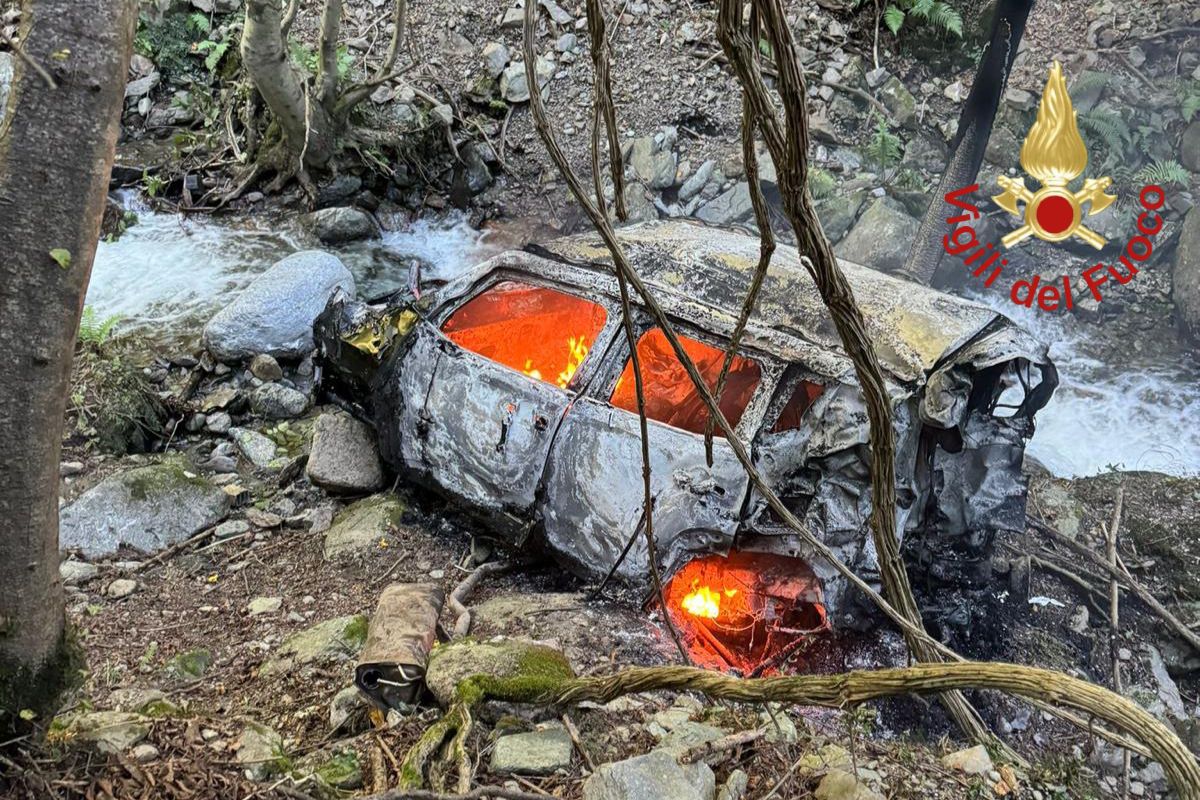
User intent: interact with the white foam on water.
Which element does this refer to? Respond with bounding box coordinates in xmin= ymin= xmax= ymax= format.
xmin=972 ymin=296 xmax=1200 ymax=478
xmin=87 ymin=208 xmax=490 ymax=338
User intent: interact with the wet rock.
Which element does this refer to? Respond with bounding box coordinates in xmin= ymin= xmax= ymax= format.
xmin=1146 ymin=644 xmax=1187 ymax=718
xmin=877 ymin=76 xmax=917 ymax=129
xmin=815 ymin=192 xmax=866 ymax=243
xmin=105 ymin=578 xmax=138 ymax=599
xmin=482 ymin=42 xmax=510 ymax=78
xmin=1182 ymin=122 xmax=1200 ymax=173
xmin=204 ymin=411 xmax=232 ymax=435
xmin=583 ymin=750 xmax=715 ymax=800
xmin=306 ymin=412 xmax=385 ymax=493
xmin=695 ymin=182 xmax=753 ymax=226
xmin=329 ymin=685 xmax=371 ymax=734
xmin=491 ymin=724 xmax=574 ymax=775
xmin=259 ymin=614 xmax=368 ymax=676
xmin=251 ymin=383 xmax=311 ymax=419
xmin=322 ymin=494 xmax=406 ymax=560
xmin=460 ymin=142 xmax=493 ymax=195
xmin=622 ymin=182 xmax=659 ymax=222
xmin=500 ymin=57 xmax=553 ymax=103
xmin=249 ymin=353 xmax=283 ymax=382
xmin=60 ymin=560 xmax=98 ymax=585
xmin=308 ymin=206 xmax=378 ymax=244
xmin=161 ymin=649 xmax=212 ymax=683
xmin=59 ymin=461 xmax=230 ymax=558
xmin=679 ymin=160 xmax=716 ymax=203
xmin=834 ymin=196 xmax=919 ymax=273
xmin=425 ymin=639 xmax=574 ymax=708
xmin=1174 ymin=208 xmax=1200 ymax=345
xmin=203 ymin=250 xmax=355 ymax=361
xmin=628 ymin=128 xmax=679 ymax=190
xmin=54 ymin=711 xmax=150 ymax=754
xmin=236 ymin=721 xmax=287 ymax=781
xmin=229 ymin=427 xmax=281 ymax=469
xmin=941 ymin=744 xmax=993 ymax=775
xmin=316 ymin=175 xmax=362 ymax=208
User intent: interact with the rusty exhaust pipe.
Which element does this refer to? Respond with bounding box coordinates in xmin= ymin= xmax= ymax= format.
xmin=355 ymin=582 xmax=445 ymax=710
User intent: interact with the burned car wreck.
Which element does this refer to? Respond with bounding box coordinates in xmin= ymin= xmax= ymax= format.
xmin=317 ymin=220 xmax=1056 ymax=671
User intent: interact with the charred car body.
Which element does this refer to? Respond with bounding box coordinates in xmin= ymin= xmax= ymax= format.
xmin=317 ymin=221 xmax=1056 ymax=667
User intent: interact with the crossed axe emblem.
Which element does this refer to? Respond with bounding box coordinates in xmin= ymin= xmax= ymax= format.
xmin=992 ymin=176 xmax=1117 ymax=250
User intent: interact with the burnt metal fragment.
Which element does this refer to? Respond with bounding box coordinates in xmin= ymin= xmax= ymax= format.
xmin=355 ymin=582 xmax=446 ymax=710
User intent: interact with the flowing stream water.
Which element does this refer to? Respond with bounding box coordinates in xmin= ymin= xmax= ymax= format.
xmin=87 ymin=206 xmax=1200 ymax=480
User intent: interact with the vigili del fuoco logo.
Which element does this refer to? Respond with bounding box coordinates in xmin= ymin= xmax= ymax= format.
xmin=941 ymin=61 xmax=1166 ymax=314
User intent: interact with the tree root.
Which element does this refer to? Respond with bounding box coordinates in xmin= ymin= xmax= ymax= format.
xmin=401 ymin=659 xmax=1200 ymax=799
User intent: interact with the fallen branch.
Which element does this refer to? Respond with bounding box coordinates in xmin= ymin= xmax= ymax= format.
xmin=677 ymin=726 xmax=766 ymax=764
xmin=1028 ymin=514 xmax=1200 ymax=654
xmin=1106 ymin=486 xmax=1131 ymax=799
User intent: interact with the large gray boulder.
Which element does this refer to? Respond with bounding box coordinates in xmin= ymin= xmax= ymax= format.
xmin=834 ymin=196 xmax=920 ymax=273
xmin=59 ymin=461 xmax=230 ymax=557
xmin=306 ymin=412 xmax=385 ymax=493
xmin=202 ymin=250 xmax=354 ymax=362
xmin=307 ymin=206 xmax=378 ymax=244
xmin=694 ymin=182 xmax=753 ymax=226
xmin=1183 ymin=121 xmax=1200 ymax=174
xmin=583 ymin=750 xmax=715 ymax=800
xmin=1172 ymin=206 xmax=1200 ymax=343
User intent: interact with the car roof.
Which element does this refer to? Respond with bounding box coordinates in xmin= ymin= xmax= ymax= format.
xmin=524 ymin=219 xmax=1005 ymax=384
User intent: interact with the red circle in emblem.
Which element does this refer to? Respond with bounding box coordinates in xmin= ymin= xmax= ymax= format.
xmin=1035 ymin=195 xmax=1075 ymax=234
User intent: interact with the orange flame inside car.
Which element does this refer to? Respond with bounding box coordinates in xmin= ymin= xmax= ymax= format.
xmin=680 ymin=584 xmax=737 ymax=619
xmin=666 ymin=552 xmax=829 ymax=674
xmin=442 ymin=282 xmax=607 ymax=391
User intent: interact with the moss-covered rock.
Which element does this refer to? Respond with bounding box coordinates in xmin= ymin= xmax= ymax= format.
xmin=68 ymin=347 xmax=165 ymax=455
xmin=322 ymin=494 xmax=406 ymax=560
xmin=48 ymin=710 xmax=151 ymax=754
xmin=236 ymin=721 xmax=289 ymax=781
xmin=259 ymin=614 xmax=368 ymax=677
xmin=297 ymin=748 xmax=363 ymax=791
xmin=424 ymin=638 xmax=576 ymax=708
xmin=59 ymin=458 xmax=230 ymax=557
xmin=163 ymin=648 xmax=213 ymax=681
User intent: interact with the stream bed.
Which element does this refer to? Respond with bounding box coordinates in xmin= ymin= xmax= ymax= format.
xmin=88 ymin=207 xmax=1200 ymax=480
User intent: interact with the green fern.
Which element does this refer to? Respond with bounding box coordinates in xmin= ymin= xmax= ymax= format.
xmin=194 ymin=39 xmax=230 ymax=72
xmin=186 ymin=12 xmax=211 ymax=34
xmin=883 ymin=0 xmax=962 ymax=37
xmin=809 ymin=167 xmax=836 ymax=200
xmin=1077 ymin=107 xmax=1131 ymax=157
xmin=1068 ymin=71 xmax=1112 ymax=103
xmin=78 ymin=306 xmax=123 ymax=347
xmin=1136 ymin=159 xmax=1190 ymax=187
xmin=866 ymin=117 xmax=903 ymax=171
xmin=1177 ymin=80 xmax=1200 ymax=123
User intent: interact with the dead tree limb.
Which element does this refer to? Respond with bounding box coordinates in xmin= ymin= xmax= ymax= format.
xmin=1106 ymin=486 xmax=1131 ymax=798
xmin=338 ymin=0 xmax=409 ymax=113
xmin=1029 ymin=514 xmax=1200 ymax=654
xmin=448 ymin=561 xmax=509 ymax=639
xmin=715 ymin=0 xmax=994 ymax=751
xmin=581 ymin=0 xmax=687 ymax=664
xmin=703 ymin=14 xmax=776 ymax=466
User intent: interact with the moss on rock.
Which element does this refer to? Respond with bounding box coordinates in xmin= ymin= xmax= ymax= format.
xmin=425 ymin=638 xmax=576 ymax=709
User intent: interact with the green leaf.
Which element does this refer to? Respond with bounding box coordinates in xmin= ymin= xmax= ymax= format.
xmin=49 ymin=248 xmax=72 ymax=269
xmin=19 ymin=709 xmax=36 ymax=721
xmin=883 ymin=5 xmax=905 ymax=35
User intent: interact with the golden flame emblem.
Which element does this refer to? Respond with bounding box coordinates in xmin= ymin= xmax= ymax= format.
xmin=992 ymin=61 xmax=1116 ymax=249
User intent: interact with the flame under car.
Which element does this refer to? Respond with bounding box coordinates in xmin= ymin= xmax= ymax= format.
xmin=317 ymin=220 xmax=1056 ymax=668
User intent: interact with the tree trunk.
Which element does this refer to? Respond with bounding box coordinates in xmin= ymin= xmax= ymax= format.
xmin=899 ymin=0 xmax=1034 ymax=286
xmin=242 ymin=0 xmax=337 ymax=172
xmin=0 ymin=0 xmax=137 ymax=725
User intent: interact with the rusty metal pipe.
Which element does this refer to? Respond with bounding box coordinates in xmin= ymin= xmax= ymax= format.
xmin=355 ymin=582 xmax=446 ymax=710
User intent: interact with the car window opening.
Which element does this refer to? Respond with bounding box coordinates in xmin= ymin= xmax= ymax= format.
xmin=441 ymin=280 xmax=608 ymax=390
xmin=771 ymin=379 xmax=825 ymax=433
xmin=610 ymin=328 xmax=761 ymax=437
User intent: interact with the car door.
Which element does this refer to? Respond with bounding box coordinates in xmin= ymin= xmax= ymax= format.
xmin=390 ymin=278 xmax=613 ymax=540
xmin=540 ymin=325 xmax=769 ymax=582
